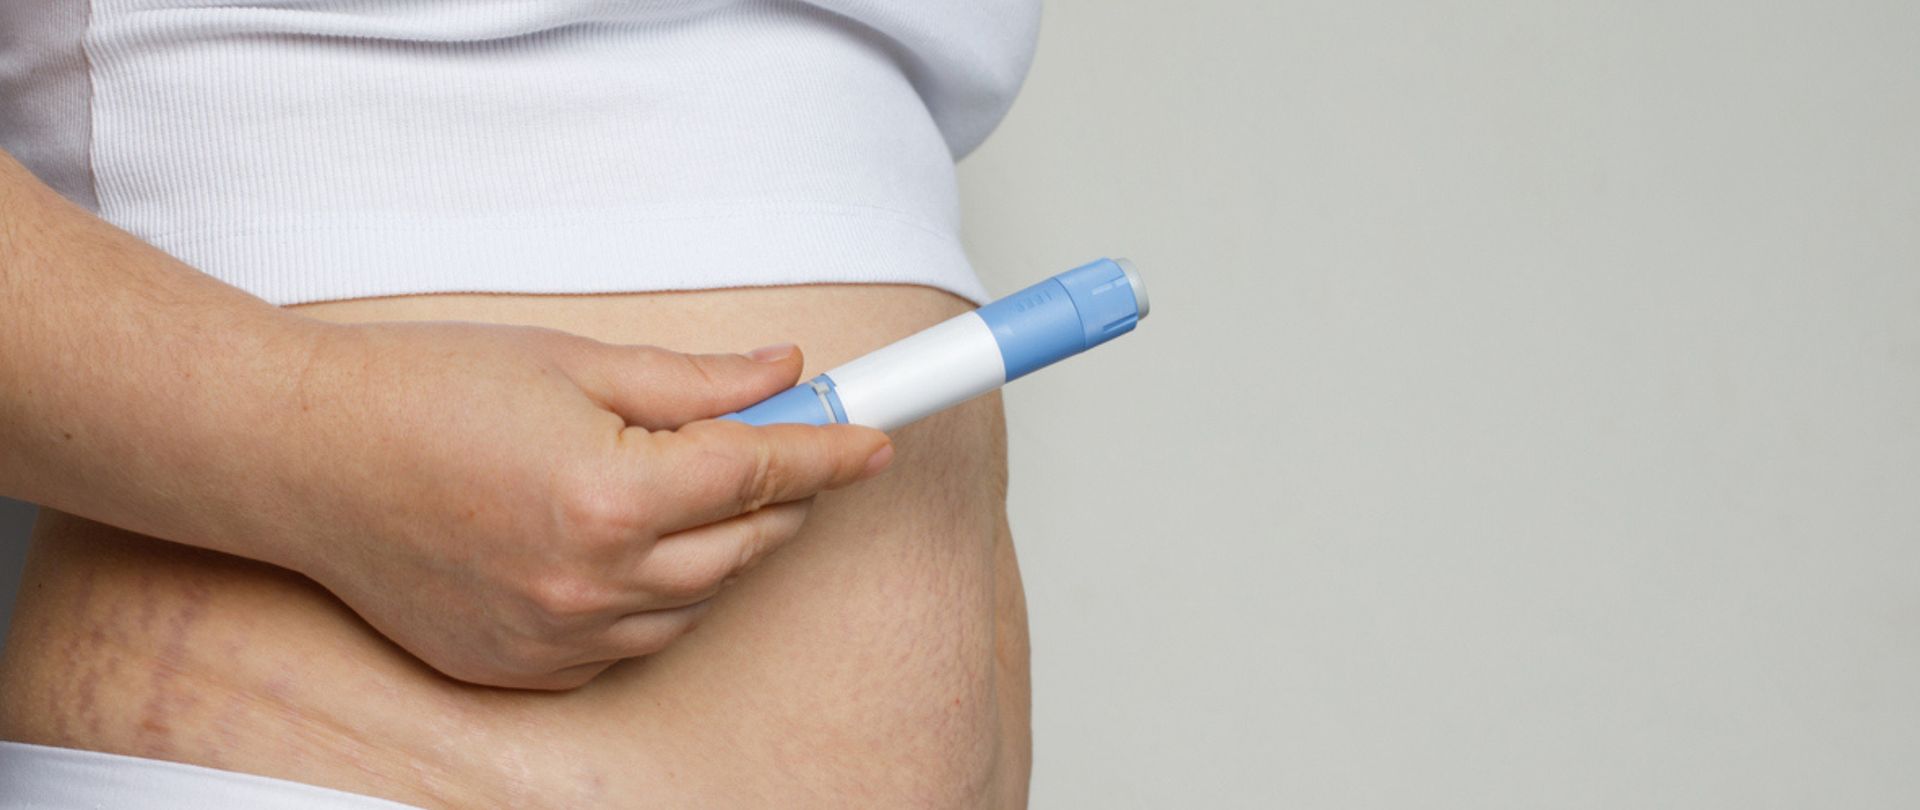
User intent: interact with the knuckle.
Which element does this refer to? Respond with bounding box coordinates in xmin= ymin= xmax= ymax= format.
xmin=557 ymin=476 xmax=648 ymax=545
xmin=735 ymin=440 xmax=780 ymax=512
xmin=619 ymin=343 xmax=673 ymax=369
xmin=754 ymin=514 xmax=802 ymax=561
xmin=737 ymin=521 xmax=767 ymax=569
xmin=736 ymin=511 xmax=794 ymax=571
xmin=646 ymin=555 xmax=730 ymax=601
xmin=670 ymin=350 xmax=722 ymax=391
xmin=525 ymin=573 xmax=608 ymax=624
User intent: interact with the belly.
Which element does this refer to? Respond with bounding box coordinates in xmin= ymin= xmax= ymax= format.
xmin=0 ymin=284 xmax=1031 ymax=808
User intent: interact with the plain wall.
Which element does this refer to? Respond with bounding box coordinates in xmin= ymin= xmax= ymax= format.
xmin=0 ymin=499 xmax=27 ymax=653
xmin=5 ymin=0 xmax=1919 ymax=806
xmin=955 ymin=0 xmax=1919 ymax=807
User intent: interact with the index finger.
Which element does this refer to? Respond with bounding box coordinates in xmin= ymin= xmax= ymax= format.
xmin=626 ymin=418 xmax=892 ymax=535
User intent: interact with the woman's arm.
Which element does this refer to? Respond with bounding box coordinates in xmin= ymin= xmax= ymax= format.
xmin=0 ymin=149 xmax=893 ymax=689
xmin=0 ymin=151 xmax=330 ymax=544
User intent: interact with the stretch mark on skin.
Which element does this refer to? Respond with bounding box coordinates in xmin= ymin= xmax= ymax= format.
xmin=48 ymin=551 xmax=104 ymax=741
xmin=132 ymin=571 xmax=213 ymax=758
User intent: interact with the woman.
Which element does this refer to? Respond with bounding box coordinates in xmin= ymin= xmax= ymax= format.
xmin=0 ymin=1 xmax=1038 ymax=806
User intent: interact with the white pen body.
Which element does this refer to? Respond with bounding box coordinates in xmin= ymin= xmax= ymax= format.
xmin=824 ymin=312 xmax=1008 ymax=431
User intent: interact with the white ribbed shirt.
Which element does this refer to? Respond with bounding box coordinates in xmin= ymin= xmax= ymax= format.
xmin=0 ymin=1 xmax=1040 ymax=305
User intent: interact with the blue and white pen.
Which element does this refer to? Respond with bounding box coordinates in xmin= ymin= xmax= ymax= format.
xmin=722 ymin=257 xmax=1150 ymax=431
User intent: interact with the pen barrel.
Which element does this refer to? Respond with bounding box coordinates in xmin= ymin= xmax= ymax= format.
xmin=723 ymin=257 xmax=1148 ymax=430
xmin=823 ymin=310 xmax=1007 ymax=431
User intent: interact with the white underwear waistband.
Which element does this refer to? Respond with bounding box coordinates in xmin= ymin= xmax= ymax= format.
xmin=0 ymin=740 xmax=423 ymax=809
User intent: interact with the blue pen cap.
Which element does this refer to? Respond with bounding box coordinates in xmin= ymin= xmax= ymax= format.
xmin=975 ymin=257 xmax=1150 ymax=381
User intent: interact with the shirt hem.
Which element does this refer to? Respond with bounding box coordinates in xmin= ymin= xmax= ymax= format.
xmin=148 ymin=205 xmax=992 ymax=307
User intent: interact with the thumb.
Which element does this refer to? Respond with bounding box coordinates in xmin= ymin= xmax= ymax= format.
xmin=578 ymin=342 xmax=805 ymax=430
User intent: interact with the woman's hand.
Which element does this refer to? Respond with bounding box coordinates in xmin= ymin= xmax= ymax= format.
xmin=266 ymin=322 xmax=891 ymax=689
xmin=2 ymin=151 xmax=889 ymax=689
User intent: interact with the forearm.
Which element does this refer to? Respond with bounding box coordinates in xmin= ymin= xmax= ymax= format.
xmin=0 ymin=148 xmax=322 ymax=563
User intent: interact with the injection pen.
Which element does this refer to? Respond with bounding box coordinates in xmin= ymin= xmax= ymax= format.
xmin=721 ymin=257 xmax=1150 ymax=431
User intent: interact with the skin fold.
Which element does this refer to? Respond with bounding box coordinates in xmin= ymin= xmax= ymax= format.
xmin=0 ymin=284 xmax=1033 ymax=807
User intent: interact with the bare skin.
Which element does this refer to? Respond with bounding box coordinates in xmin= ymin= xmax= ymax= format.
xmin=1 ymin=287 xmax=1031 ymax=807
xmin=0 ymin=151 xmax=900 ymax=691
xmin=0 ymin=150 xmax=1032 ymax=804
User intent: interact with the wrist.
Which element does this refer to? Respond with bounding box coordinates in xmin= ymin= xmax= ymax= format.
xmin=7 ymin=293 xmax=337 ymax=569
xmin=162 ymin=311 xmax=348 ymax=569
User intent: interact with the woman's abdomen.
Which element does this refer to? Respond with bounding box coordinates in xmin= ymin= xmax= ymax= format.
xmin=0 ymin=284 xmax=1030 ymax=808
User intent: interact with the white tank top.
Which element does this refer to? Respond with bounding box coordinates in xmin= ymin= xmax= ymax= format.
xmin=0 ymin=1 xmax=1039 ymax=305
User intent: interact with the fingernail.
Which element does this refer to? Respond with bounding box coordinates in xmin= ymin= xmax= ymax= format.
xmin=745 ymin=343 xmax=796 ymax=363
xmin=863 ymin=443 xmax=895 ymax=477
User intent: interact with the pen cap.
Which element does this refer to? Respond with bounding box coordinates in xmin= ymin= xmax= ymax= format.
xmin=975 ymin=257 xmax=1150 ymax=381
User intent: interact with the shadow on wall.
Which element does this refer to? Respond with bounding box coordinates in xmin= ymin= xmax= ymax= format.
xmin=0 ymin=497 xmax=35 ymax=653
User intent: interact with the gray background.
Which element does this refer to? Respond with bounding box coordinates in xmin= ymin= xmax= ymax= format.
xmin=6 ymin=0 xmax=1920 ymax=806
